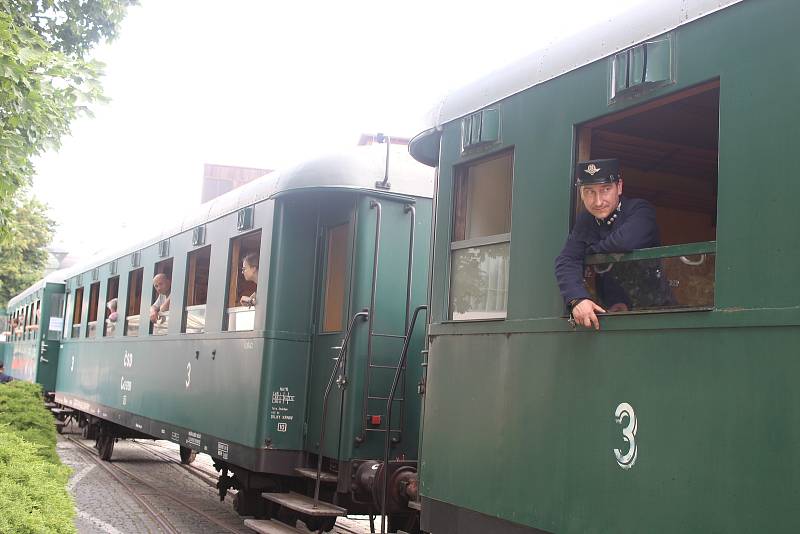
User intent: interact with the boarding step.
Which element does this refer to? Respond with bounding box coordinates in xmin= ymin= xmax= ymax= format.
xmin=262 ymin=491 xmax=346 ymax=517
xmin=44 ymin=402 xmax=58 ymax=408
xmin=295 ymin=467 xmax=338 ymax=484
xmin=407 ymin=499 xmax=421 ymax=511
xmin=244 ymin=518 xmax=304 ymax=534
xmin=50 ymin=407 xmax=74 ymax=415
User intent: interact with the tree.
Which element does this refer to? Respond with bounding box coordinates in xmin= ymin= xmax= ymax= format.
xmin=0 ymin=0 xmax=137 ymax=242
xmin=0 ymin=193 xmax=54 ymax=305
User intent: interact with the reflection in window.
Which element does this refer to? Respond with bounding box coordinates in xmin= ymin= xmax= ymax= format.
xmin=124 ymin=268 xmax=143 ymax=337
xmin=71 ymin=287 xmax=84 ymax=338
xmin=150 ymin=259 xmax=173 ymax=336
xmin=322 ymin=223 xmax=349 ymax=332
xmin=225 ymin=230 xmax=261 ymax=332
xmin=103 ymin=276 xmax=119 ymax=337
xmin=86 ymin=282 xmax=100 ymax=338
xmin=450 ymin=243 xmax=510 ymax=320
xmin=450 ymin=150 xmax=513 ymax=320
xmin=184 ymin=246 xmax=211 ymax=334
xmin=585 ymin=252 xmax=715 ymax=312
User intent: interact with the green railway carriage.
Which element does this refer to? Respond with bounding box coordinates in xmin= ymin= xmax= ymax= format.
xmin=49 ymin=144 xmax=432 ymax=529
xmin=409 ymin=0 xmax=800 ymax=532
xmin=4 ymin=275 xmax=67 ymax=391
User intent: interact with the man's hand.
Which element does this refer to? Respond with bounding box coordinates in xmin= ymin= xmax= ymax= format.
xmin=149 ymin=307 xmax=159 ymax=323
xmin=572 ymin=299 xmax=606 ymax=330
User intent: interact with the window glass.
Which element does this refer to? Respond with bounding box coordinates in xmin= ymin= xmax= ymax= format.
xmin=183 ymin=246 xmax=211 ymax=334
xmin=450 ymin=243 xmax=510 ymax=320
xmin=322 ymin=223 xmax=349 ymax=332
xmin=124 ymin=268 xmax=143 ymax=337
xmin=150 ymin=259 xmax=173 ymax=336
xmin=225 ymin=230 xmax=261 ymax=332
xmin=86 ymin=282 xmax=100 ymax=338
xmin=71 ymin=287 xmax=84 ymax=338
xmin=32 ymin=300 xmax=40 ymax=338
xmin=450 ymin=150 xmax=513 ymax=320
xmin=48 ymin=293 xmax=65 ymax=341
xmin=453 ymin=152 xmax=512 ymax=241
xmin=103 ymin=276 xmax=119 ymax=337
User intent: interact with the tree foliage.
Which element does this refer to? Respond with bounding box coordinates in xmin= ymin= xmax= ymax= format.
xmin=0 ymin=193 xmax=53 ymax=306
xmin=0 ymin=0 xmax=136 ymax=242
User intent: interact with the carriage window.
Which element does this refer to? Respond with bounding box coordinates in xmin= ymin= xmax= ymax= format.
xmin=86 ymin=282 xmax=100 ymax=338
xmin=322 ymin=223 xmax=349 ymax=332
xmin=71 ymin=287 xmax=84 ymax=338
xmin=48 ymin=293 xmax=65 ymax=341
xmin=575 ymin=81 xmax=719 ymax=312
xmin=450 ymin=150 xmax=513 ymax=320
xmin=225 ymin=230 xmax=261 ymax=332
xmin=183 ymin=246 xmax=211 ymax=334
xmin=31 ymin=300 xmax=40 ymax=337
xmin=150 ymin=258 xmax=173 ymax=336
xmin=103 ymin=276 xmax=120 ymax=337
xmin=124 ymin=268 xmax=144 ymax=336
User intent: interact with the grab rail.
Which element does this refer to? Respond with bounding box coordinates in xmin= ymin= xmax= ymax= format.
xmin=313 ymin=310 xmax=369 ymax=507
xmin=380 ymin=304 xmax=427 ymax=533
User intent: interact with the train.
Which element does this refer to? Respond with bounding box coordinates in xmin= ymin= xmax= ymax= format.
xmin=6 ymin=0 xmax=800 ymax=532
xmin=5 ymin=142 xmax=433 ymax=533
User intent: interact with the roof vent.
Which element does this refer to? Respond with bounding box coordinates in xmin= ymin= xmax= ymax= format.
xmin=611 ymin=33 xmax=673 ymax=101
xmin=461 ymin=108 xmax=500 ymax=153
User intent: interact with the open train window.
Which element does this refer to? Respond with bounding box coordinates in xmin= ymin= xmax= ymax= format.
xmin=71 ymin=287 xmax=84 ymax=338
xmin=225 ymin=230 xmax=261 ymax=332
xmin=450 ymin=149 xmax=513 ymax=320
xmin=321 ymin=222 xmax=350 ymax=333
xmin=150 ymin=258 xmax=173 ymax=336
xmin=574 ymin=81 xmax=719 ymax=312
xmin=103 ymin=276 xmax=119 ymax=337
xmin=86 ymin=282 xmax=100 ymax=338
xmin=124 ymin=268 xmax=143 ymax=336
xmin=31 ymin=300 xmax=40 ymax=338
xmin=183 ymin=246 xmax=211 ymax=334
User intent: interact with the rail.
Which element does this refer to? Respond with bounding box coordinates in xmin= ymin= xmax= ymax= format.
xmin=313 ymin=310 xmax=369 ymax=506
xmin=380 ymin=304 xmax=427 ymax=534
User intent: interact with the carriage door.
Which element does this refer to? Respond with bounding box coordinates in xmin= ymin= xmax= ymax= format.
xmin=305 ymin=202 xmax=354 ymax=461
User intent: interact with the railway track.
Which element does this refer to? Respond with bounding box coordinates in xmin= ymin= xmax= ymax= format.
xmin=67 ymin=436 xmax=251 ymax=534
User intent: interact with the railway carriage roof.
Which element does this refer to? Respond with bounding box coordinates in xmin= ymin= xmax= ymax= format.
xmin=409 ymin=0 xmax=744 ymax=164
xmin=12 ymin=144 xmax=432 ymax=295
xmin=7 ymin=270 xmax=69 ymax=309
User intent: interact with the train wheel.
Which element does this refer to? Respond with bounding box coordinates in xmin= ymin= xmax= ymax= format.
xmin=98 ymin=433 xmax=115 ymax=461
xmin=179 ymin=446 xmax=197 ymax=465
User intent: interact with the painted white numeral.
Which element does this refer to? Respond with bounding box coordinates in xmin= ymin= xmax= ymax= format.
xmin=123 ymin=350 xmax=133 ymax=368
xmin=70 ymin=355 xmax=75 ymax=372
xmin=185 ymin=362 xmax=191 ymax=389
xmin=614 ymin=402 xmax=638 ymax=469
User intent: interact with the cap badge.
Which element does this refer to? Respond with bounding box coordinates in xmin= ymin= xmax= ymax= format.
xmin=584 ymin=163 xmax=601 ymax=176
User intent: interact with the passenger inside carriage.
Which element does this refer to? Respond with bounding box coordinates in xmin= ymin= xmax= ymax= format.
xmin=149 ymin=273 xmax=171 ymax=324
xmin=239 ymin=252 xmax=259 ymax=307
xmin=554 ymin=158 xmax=673 ymax=330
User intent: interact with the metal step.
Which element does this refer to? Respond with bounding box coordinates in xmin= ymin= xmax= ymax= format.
xmin=262 ymin=492 xmax=346 ymax=517
xmin=243 ymin=519 xmax=304 ymax=534
xmin=295 ymin=467 xmax=337 ymax=484
xmin=407 ymin=499 xmax=421 ymax=511
xmin=44 ymin=402 xmax=58 ymax=408
xmin=50 ymin=407 xmax=74 ymax=414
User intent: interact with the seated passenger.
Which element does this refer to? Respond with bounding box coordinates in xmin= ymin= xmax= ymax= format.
xmin=554 ymin=158 xmax=671 ymax=330
xmin=149 ymin=273 xmax=171 ymax=324
xmin=106 ymin=298 xmax=118 ymax=323
xmin=239 ymin=252 xmax=259 ymax=306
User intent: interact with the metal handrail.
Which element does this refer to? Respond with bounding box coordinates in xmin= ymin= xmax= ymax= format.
xmin=380 ymin=304 xmax=427 ymax=534
xmin=358 ymin=200 xmax=382 ymax=444
xmin=313 ymin=310 xmax=369 ymax=506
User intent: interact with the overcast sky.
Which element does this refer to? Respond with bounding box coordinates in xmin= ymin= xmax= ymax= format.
xmin=32 ymin=0 xmax=646 ymax=257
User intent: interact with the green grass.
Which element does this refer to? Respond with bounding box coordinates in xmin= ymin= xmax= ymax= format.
xmin=0 ymin=381 xmax=76 ymax=534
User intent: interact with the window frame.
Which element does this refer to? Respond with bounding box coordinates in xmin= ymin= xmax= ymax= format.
xmin=183 ymin=245 xmax=211 ymax=334
xmin=448 ymin=148 xmax=514 ymax=321
xmin=320 ymin=221 xmax=351 ymax=334
xmin=224 ymin=229 xmax=262 ymax=332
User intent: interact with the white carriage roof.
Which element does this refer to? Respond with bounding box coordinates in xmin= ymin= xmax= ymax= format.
xmin=7 ymin=269 xmax=70 ymax=309
xmin=419 ymin=0 xmax=744 ymax=131
xmin=19 ymin=144 xmax=433 ymax=293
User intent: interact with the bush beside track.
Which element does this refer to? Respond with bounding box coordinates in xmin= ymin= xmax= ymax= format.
xmin=0 ymin=381 xmax=76 ymax=534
